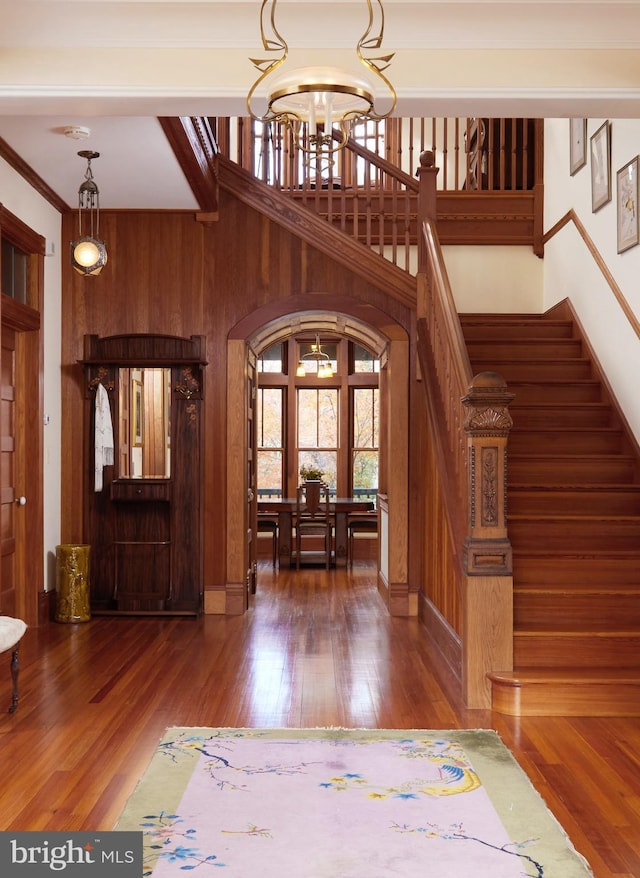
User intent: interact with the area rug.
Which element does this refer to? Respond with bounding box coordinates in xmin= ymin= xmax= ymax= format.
xmin=116 ymin=727 xmax=593 ymax=877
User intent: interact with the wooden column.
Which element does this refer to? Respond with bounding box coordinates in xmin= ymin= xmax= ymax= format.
xmin=460 ymin=371 xmax=514 ymax=708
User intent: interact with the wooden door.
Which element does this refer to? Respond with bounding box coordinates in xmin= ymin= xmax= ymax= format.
xmin=0 ymin=326 xmax=18 ymax=616
xmin=0 ymin=319 xmax=39 ymax=623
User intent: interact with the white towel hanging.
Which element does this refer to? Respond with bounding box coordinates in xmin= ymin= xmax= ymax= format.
xmin=94 ymin=382 xmax=114 ymax=492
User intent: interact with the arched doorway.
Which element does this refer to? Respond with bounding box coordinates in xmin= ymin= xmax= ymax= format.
xmin=222 ymin=300 xmax=410 ymax=616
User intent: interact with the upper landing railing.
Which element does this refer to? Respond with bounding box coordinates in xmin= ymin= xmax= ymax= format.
xmin=211 ymin=116 xmax=544 ymax=268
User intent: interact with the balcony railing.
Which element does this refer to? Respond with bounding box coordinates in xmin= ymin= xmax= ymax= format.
xmin=211 ymin=116 xmax=537 ymax=193
xmin=211 ymin=115 xmax=544 ymax=269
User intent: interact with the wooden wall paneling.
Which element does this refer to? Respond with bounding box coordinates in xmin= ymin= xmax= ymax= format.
xmin=62 ymin=197 xmax=416 ymax=617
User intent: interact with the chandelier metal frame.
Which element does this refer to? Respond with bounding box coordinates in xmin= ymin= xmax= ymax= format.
xmin=247 ymin=0 xmax=396 ymax=165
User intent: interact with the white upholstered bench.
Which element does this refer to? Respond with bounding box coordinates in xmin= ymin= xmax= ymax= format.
xmin=0 ymin=616 xmax=27 ymax=713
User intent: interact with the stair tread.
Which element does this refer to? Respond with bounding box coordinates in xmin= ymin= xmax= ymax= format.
xmin=518 ymin=586 xmax=640 ymax=593
xmin=510 ymin=483 xmax=640 ymax=490
xmin=489 ymin=668 xmax=640 ymax=683
xmin=517 ymin=629 xmax=640 ymax=637
xmin=509 ymin=452 xmax=636 ymax=458
xmin=514 ymin=548 xmax=640 ymax=558
xmin=507 ymin=378 xmax=600 ymax=384
xmin=508 ymin=512 xmax=640 ymax=521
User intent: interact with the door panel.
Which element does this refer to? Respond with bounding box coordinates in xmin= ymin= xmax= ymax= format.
xmin=0 ymin=326 xmax=17 ymax=615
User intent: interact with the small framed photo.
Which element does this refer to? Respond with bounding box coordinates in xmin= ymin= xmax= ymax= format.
xmin=590 ymin=121 xmax=611 ymax=212
xmin=569 ymin=118 xmax=587 ymax=175
xmin=617 ymin=156 xmax=639 ymax=253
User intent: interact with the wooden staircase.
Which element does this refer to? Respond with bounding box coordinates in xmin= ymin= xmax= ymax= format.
xmin=460 ymin=302 xmax=640 ymax=716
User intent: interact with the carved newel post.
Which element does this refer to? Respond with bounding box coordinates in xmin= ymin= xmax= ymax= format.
xmin=460 ymin=371 xmax=514 ymax=708
xmin=462 ymin=371 xmax=514 ymax=574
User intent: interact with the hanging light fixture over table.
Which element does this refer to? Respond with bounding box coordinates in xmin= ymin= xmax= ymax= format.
xmin=247 ymin=0 xmax=396 ymax=169
xmin=70 ymin=150 xmax=107 ymax=277
xmin=296 ymin=334 xmax=335 ymax=378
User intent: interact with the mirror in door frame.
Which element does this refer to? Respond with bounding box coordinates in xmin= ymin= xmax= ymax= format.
xmin=118 ymin=367 xmax=171 ymax=478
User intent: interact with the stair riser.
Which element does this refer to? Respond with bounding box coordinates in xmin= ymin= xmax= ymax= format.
xmin=511 ymin=407 xmax=615 ymax=428
xmin=513 ymin=556 xmax=640 ymax=586
xmin=509 ymin=431 xmax=626 ymax=454
xmin=466 ymin=341 xmax=583 ymax=359
xmin=509 ymin=521 xmax=640 ymax=552
xmin=508 ymin=457 xmax=637 ymax=483
xmin=490 ymin=679 xmax=640 ymax=716
xmin=509 ymin=491 xmax=640 ymax=515
xmin=514 ymin=636 xmax=640 ymax=668
xmin=515 ymin=593 xmax=640 ymax=628
xmin=473 ymin=360 xmax=592 ymax=380
xmin=508 ymin=383 xmax=602 ymax=403
xmin=461 ymin=320 xmax=574 ymax=340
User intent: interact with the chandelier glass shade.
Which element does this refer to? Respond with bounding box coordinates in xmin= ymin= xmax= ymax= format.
xmin=70 ymin=150 xmax=107 ymax=277
xmin=296 ymin=335 xmax=335 ymax=378
xmin=247 ymin=0 xmax=396 ymax=165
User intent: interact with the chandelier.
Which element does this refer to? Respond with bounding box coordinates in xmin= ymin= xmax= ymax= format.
xmin=296 ymin=334 xmax=335 ymax=378
xmin=70 ymin=150 xmax=107 ymax=277
xmin=247 ymin=0 xmax=396 ymax=169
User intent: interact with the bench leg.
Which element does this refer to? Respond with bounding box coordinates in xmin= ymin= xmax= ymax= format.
xmin=9 ymin=646 xmax=19 ymax=714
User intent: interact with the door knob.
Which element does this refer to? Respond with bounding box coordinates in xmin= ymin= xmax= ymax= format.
xmin=15 ymin=496 xmax=26 ymax=506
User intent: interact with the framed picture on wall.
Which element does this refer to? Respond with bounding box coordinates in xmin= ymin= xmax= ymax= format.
xmin=616 ymin=156 xmax=639 ymax=253
xmin=569 ymin=118 xmax=587 ymax=175
xmin=590 ymin=121 xmax=612 ymax=212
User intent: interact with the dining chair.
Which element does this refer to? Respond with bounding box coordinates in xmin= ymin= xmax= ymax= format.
xmin=347 ymin=512 xmax=378 ymax=567
xmin=257 ymin=513 xmax=278 ymax=568
xmin=294 ymin=482 xmax=333 ymax=569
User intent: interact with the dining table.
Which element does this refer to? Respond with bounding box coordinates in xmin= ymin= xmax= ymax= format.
xmin=257 ymin=497 xmax=375 ymax=568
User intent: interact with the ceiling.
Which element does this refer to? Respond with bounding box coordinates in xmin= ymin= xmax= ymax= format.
xmin=1 ymin=1 xmax=640 ymax=211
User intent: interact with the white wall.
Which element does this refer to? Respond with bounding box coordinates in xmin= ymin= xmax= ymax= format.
xmin=0 ymin=157 xmax=62 ymax=592
xmin=443 ymin=245 xmax=543 ymax=313
xmin=544 ymin=118 xmax=640 ymax=444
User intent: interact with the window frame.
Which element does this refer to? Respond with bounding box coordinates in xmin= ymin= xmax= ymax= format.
xmin=256 ymin=336 xmax=379 ymax=500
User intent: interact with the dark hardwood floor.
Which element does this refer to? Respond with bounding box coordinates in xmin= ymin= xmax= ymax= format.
xmin=1 ymin=562 xmax=639 ymax=877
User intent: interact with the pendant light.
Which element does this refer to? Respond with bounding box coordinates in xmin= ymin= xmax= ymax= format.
xmin=70 ymin=150 xmax=108 ymax=277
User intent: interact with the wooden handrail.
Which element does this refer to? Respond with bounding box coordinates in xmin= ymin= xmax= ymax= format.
xmin=344 ymin=138 xmax=419 ymax=192
xmin=544 ymin=208 xmax=640 ymax=341
xmin=422 ymin=219 xmax=473 ymax=392
xmin=416 ymin=218 xmax=471 ymax=552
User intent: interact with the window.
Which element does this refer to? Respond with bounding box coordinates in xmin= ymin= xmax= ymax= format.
xmin=353 ymin=343 xmax=380 ymax=374
xmin=257 ymin=386 xmax=284 ymax=498
xmin=256 ymin=337 xmax=380 ymax=500
xmin=352 ymin=387 xmax=379 ymax=503
xmin=1 ymin=237 xmax=28 ymax=303
xmin=297 ymin=387 xmax=338 ymax=491
xmin=257 ymin=343 xmax=285 ymax=373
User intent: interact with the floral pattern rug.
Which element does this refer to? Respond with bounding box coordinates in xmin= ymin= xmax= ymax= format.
xmin=116 ymin=728 xmax=593 ymax=877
